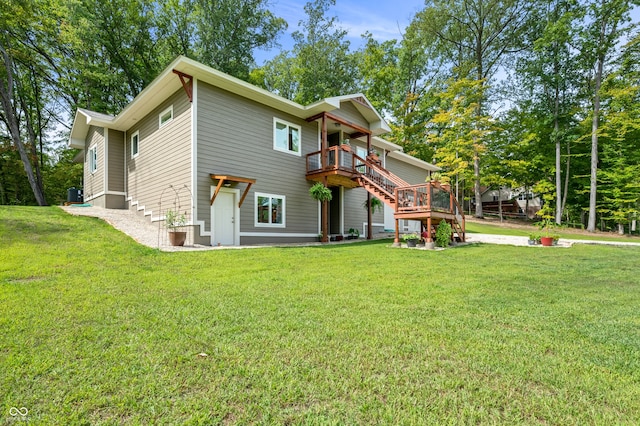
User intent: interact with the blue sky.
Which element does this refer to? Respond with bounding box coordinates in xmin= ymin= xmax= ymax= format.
xmin=255 ymin=0 xmax=426 ymax=64
xmin=256 ymin=1 xmax=640 ymax=65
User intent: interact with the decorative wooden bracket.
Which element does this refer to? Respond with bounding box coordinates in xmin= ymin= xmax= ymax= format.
xmin=210 ymin=175 xmax=256 ymax=208
xmin=173 ymin=69 xmax=193 ymax=102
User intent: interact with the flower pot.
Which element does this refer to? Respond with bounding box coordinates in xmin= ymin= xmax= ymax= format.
xmin=540 ymin=236 xmax=554 ymax=247
xmin=406 ymin=239 xmax=418 ymax=248
xmin=527 ymin=239 xmax=537 ymax=245
xmin=169 ymin=231 xmax=187 ymax=246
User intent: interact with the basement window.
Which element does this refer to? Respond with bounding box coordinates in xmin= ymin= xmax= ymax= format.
xmin=256 ymin=193 xmax=285 ymax=227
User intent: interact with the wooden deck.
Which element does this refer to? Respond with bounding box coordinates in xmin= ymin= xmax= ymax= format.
xmin=306 ymin=146 xmax=465 ymax=243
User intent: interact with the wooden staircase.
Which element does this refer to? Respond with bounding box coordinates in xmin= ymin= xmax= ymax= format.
xmin=305 ymin=146 xmax=465 ymax=243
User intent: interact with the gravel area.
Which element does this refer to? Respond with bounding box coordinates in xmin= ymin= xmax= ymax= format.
xmin=59 ymin=205 xmax=640 ymax=251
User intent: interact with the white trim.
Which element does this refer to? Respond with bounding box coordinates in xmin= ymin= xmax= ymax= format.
xmin=85 ymin=191 xmax=105 ymax=202
xmin=159 ymin=105 xmax=173 ymax=128
xmin=191 ymin=79 xmax=210 ymax=237
xmin=362 ymin=222 xmax=386 ymax=236
xmin=123 ymin=129 xmax=127 ymax=198
xmin=104 ymin=128 xmax=109 ymax=192
xmin=211 ymin=187 xmax=240 ymax=246
xmin=127 ymin=197 xmax=154 ymax=219
xmin=255 ymin=192 xmax=286 ymax=228
xmin=130 ymin=130 xmax=140 ymax=158
xmin=88 ymin=145 xmax=98 ymax=174
xmin=240 ymin=232 xmax=319 ymax=238
xmin=84 ymin=191 xmax=127 ymax=203
xmin=273 ymin=117 xmax=302 ymax=156
xmin=339 ymin=186 xmax=344 ymax=235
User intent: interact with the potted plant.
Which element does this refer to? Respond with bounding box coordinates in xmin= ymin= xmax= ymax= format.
xmin=403 ymin=232 xmax=420 ymax=247
xmin=362 ymin=197 xmax=384 ymax=214
xmin=340 ymin=139 xmax=351 ymax=151
xmin=166 ymin=209 xmax=187 ymax=246
xmin=309 ymin=182 xmax=333 ymax=242
xmin=528 ymin=233 xmax=540 ymax=245
xmin=428 ymin=172 xmax=442 ymax=188
xmin=538 ymin=219 xmax=555 ymax=247
xmin=347 ymin=228 xmax=360 ymax=240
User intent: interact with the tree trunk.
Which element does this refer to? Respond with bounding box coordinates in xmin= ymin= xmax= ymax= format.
xmin=562 ymin=141 xmax=571 ymax=218
xmin=0 ymin=43 xmax=47 ymax=206
xmin=587 ymin=55 xmax=604 ymax=232
xmin=474 ymin=149 xmax=482 ymax=218
xmin=554 ymin=71 xmax=562 ymax=225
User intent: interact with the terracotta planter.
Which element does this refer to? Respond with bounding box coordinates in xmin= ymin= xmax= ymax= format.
xmin=168 ymin=231 xmax=187 ymax=246
xmin=540 ymin=236 xmax=554 ymax=247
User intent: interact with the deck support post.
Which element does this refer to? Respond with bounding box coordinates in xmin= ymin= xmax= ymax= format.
xmin=322 ymin=176 xmax=329 ymax=243
xmin=393 ymin=218 xmax=400 ymax=246
xmin=367 ymin=192 xmax=373 ymax=240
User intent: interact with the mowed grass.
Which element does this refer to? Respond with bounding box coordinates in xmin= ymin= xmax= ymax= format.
xmin=1 ymin=207 xmax=639 ymax=424
xmin=466 ymin=219 xmax=640 ymax=242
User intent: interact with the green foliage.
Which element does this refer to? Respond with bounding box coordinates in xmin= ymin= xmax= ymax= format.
xmin=259 ymin=0 xmax=358 ymax=104
xmin=362 ymin=196 xmax=383 ymax=214
xmin=435 ymin=220 xmax=452 ymax=247
xmin=309 ymin=182 xmax=332 ymax=202
xmin=165 ymin=209 xmax=187 ymax=229
xmin=402 ymin=232 xmax=420 ymax=242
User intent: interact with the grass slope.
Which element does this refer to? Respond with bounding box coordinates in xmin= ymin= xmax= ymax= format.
xmin=1 ymin=207 xmax=639 ymax=424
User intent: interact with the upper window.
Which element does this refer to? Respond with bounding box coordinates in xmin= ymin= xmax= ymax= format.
xmin=255 ymin=193 xmax=285 ymax=227
xmin=159 ymin=106 xmax=173 ymax=128
xmin=131 ymin=131 xmax=139 ymax=158
xmin=89 ymin=146 xmax=97 ymax=173
xmin=273 ymin=118 xmax=301 ymax=155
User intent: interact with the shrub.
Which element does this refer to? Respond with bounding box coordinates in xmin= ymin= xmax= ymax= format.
xmin=435 ymin=221 xmax=452 ymax=247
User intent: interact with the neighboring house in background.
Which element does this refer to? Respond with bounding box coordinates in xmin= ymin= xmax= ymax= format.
xmin=480 ymin=187 xmax=541 ymax=219
xmin=69 ymin=56 xmax=463 ymax=246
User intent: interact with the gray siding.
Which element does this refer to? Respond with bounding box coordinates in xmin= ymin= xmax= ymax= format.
xmin=196 ymin=82 xmax=319 ymax=238
xmin=126 ymin=89 xmax=192 ymax=218
xmin=332 ymin=101 xmax=369 ymax=130
xmin=344 ymin=187 xmax=385 ymax=235
xmin=84 ymin=126 xmax=105 ymax=205
xmin=107 ymin=129 xmax=125 ymax=193
xmin=385 ymin=156 xmax=429 ymax=185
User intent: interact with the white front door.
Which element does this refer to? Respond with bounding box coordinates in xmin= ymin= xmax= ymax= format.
xmin=211 ymin=189 xmax=238 ymax=246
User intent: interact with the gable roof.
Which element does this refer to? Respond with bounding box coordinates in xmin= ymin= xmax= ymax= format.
xmin=69 ymin=56 xmax=390 ymax=148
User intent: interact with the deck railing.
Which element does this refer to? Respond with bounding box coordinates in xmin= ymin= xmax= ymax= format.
xmin=306 ymin=146 xmax=355 ymax=174
xmin=395 ymin=183 xmax=456 ymax=214
xmin=307 ymin=147 xmax=462 ymax=219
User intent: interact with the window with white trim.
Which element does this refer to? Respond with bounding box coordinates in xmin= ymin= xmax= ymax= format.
xmin=159 ymin=105 xmax=173 ymax=127
xmin=131 ymin=131 xmax=139 ymax=158
xmin=273 ymin=118 xmax=301 ymax=155
xmin=89 ymin=146 xmax=97 ymax=173
xmin=255 ymin=193 xmax=285 ymax=227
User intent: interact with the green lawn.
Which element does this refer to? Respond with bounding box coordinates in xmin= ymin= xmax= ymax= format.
xmin=1 ymin=206 xmax=639 ymax=424
xmin=466 ymin=219 xmax=640 ymax=242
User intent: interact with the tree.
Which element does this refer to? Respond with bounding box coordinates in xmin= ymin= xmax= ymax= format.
xmin=192 ymin=0 xmax=286 ymax=81
xmin=0 ymin=0 xmax=55 ymax=206
xmin=578 ymin=0 xmax=637 ymax=232
xmin=258 ymin=0 xmax=358 ymax=104
xmin=514 ymin=0 xmax=582 ymax=225
xmin=413 ymin=0 xmax=538 ymax=217
xmin=427 ymin=79 xmax=495 ymax=206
